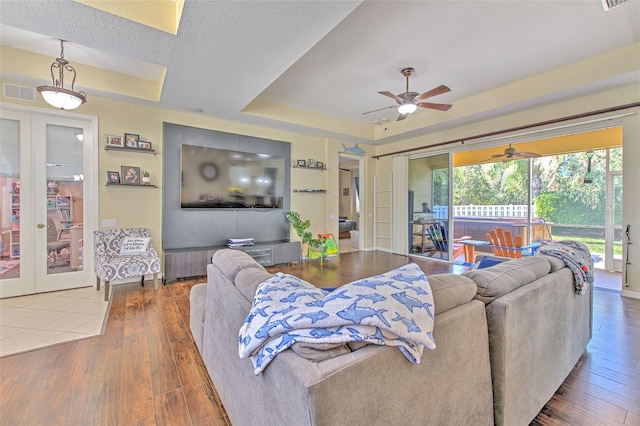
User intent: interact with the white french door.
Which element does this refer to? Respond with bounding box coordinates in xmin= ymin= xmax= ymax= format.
xmin=0 ymin=105 xmax=97 ymax=298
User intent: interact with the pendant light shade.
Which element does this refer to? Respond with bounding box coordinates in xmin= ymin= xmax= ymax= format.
xmin=37 ymin=40 xmax=87 ymax=110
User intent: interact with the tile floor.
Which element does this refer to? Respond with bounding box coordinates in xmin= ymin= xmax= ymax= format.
xmin=0 ymin=286 xmax=110 ymax=357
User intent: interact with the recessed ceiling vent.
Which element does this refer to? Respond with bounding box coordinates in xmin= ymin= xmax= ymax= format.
xmin=601 ymin=0 xmax=629 ymax=11
xmin=3 ymin=83 xmax=36 ymax=102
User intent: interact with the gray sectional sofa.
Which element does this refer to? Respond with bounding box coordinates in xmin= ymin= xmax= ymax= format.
xmin=190 ymin=249 xmax=592 ymax=426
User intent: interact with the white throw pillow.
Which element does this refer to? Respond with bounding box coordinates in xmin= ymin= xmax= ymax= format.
xmin=119 ymin=237 xmax=151 ymax=256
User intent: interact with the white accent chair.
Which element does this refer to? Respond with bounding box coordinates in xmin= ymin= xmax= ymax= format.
xmin=94 ymin=228 xmax=160 ymax=301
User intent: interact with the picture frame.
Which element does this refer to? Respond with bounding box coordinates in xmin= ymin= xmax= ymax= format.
xmin=107 ymin=171 xmax=121 ymax=184
xmin=121 ymin=165 xmax=141 ymax=185
xmin=343 ymin=188 xmax=349 ymax=196
xmin=105 ymin=135 xmax=124 ymax=148
xmin=296 ymin=159 xmax=307 ymax=167
xmin=124 ymin=133 xmax=140 ymax=148
xmin=316 ymin=161 xmax=324 ymax=169
xmin=137 ymin=141 xmax=152 ymax=150
xmin=307 ymin=159 xmax=316 ymax=168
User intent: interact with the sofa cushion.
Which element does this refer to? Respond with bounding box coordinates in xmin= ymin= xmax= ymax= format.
xmin=537 ymin=254 xmax=566 ymax=272
xmin=235 ymin=267 xmax=273 ymax=301
xmin=426 ymin=273 xmax=477 ymax=315
xmin=463 ymin=256 xmax=551 ymax=305
xmin=212 ymin=249 xmax=267 ymax=282
xmin=290 ymin=341 xmax=351 ymax=361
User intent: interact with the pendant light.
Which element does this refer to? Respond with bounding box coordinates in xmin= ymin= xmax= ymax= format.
xmin=37 ymin=40 xmax=87 ymax=110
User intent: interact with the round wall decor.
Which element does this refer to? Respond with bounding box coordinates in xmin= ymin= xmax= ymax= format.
xmin=199 ymin=161 xmax=218 ymax=181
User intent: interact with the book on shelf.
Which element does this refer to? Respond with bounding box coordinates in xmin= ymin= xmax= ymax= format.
xmin=228 ymin=238 xmax=255 ymax=248
xmin=57 ymin=209 xmax=71 ymax=221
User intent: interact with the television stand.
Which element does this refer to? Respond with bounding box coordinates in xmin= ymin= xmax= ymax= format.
xmin=163 ymin=240 xmax=301 ymax=283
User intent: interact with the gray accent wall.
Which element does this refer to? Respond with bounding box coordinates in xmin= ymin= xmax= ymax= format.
xmin=162 ymin=122 xmax=291 ymax=250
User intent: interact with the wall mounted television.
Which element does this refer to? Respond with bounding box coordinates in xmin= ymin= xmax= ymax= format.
xmin=180 ymin=144 xmax=285 ymax=209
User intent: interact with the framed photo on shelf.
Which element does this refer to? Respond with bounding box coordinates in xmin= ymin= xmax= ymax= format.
xmin=307 ymin=159 xmax=316 ymax=168
xmin=105 ymin=135 xmax=123 ymax=148
xmin=296 ymin=159 xmax=307 ymax=167
xmin=137 ymin=141 xmax=152 ymax=150
xmin=316 ymin=161 xmax=324 ymax=169
xmin=107 ymin=171 xmax=120 ymax=184
xmin=124 ymin=133 xmax=140 ymax=148
xmin=121 ymin=166 xmax=141 ymax=185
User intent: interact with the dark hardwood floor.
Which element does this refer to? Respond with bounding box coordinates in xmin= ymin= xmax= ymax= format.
xmin=1 ymin=251 xmax=638 ymax=425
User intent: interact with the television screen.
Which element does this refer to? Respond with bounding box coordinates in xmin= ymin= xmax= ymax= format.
xmin=180 ymin=144 xmax=285 ymax=209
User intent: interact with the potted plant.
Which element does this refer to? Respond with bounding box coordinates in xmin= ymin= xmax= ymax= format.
xmin=142 ymin=171 xmax=151 ymax=185
xmin=285 ymin=211 xmax=326 ymax=257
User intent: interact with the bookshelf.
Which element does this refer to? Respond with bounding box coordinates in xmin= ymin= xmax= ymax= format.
xmin=56 ymin=195 xmax=73 ymax=222
xmin=10 ymin=193 xmax=20 ymax=258
xmin=55 ymin=195 xmax=73 ymax=239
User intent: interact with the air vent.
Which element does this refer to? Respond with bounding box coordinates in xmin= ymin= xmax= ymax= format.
xmin=601 ymin=0 xmax=629 ymax=11
xmin=2 ymin=83 xmax=36 ymax=102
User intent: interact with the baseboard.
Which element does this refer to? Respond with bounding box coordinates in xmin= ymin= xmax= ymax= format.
xmin=620 ymin=289 xmax=640 ymax=299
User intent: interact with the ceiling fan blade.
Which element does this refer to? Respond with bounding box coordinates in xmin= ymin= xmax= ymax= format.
xmin=490 ymin=153 xmax=506 ymax=158
xmin=417 ymin=102 xmax=452 ymax=111
xmin=515 ymin=151 xmax=542 ymax=158
xmin=416 ymin=85 xmax=451 ymax=101
xmin=397 ymin=113 xmax=408 ymax=121
xmin=362 ymin=105 xmax=397 ymax=115
xmin=378 ymin=91 xmax=402 ymax=102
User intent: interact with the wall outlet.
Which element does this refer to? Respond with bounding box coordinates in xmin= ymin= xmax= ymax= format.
xmin=102 ymin=219 xmax=116 ymax=227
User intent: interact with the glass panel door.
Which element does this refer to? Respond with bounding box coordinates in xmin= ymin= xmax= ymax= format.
xmin=1 ymin=119 xmax=21 ymax=274
xmin=0 ymin=107 xmax=96 ymax=298
xmin=0 ymin=110 xmax=34 ymax=297
xmin=606 ymin=172 xmax=623 ymax=272
xmin=408 ymin=154 xmax=452 ymax=260
xmin=33 ymin=115 xmax=94 ymax=293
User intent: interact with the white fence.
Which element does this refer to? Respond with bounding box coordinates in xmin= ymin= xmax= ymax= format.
xmin=432 ymin=205 xmax=531 ymax=218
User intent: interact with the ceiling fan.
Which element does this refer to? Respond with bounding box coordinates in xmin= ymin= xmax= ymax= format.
xmin=485 ymin=144 xmax=541 ymax=162
xmin=363 ymin=67 xmax=452 ymax=121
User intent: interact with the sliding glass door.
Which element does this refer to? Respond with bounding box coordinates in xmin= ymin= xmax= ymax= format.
xmin=408 ymin=154 xmax=453 ymax=260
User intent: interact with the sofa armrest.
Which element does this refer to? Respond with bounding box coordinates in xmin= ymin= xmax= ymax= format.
xmin=485 ymin=267 xmax=591 ymax=426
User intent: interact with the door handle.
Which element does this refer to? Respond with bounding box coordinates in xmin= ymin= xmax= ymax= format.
xmin=37 ymin=223 xmax=46 ymax=229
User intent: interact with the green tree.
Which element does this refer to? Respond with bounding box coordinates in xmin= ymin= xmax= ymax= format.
xmin=453 ymin=148 xmax=614 ymax=227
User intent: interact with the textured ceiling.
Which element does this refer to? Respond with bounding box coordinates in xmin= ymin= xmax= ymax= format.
xmin=0 ymin=0 xmax=638 ymax=145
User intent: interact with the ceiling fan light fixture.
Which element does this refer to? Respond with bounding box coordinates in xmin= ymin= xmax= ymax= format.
xmin=37 ymin=40 xmax=87 ymax=110
xmin=601 ymin=0 xmax=629 ymax=11
xmin=583 ymin=151 xmax=595 ymax=184
xmin=397 ymin=101 xmax=417 ymax=115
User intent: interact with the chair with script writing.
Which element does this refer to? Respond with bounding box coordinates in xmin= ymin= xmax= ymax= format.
xmin=93 ymin=228 xmax=160 ymax=301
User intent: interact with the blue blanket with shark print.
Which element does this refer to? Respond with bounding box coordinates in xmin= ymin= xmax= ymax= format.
xmin=238 ymin=263 xmax=436 ymax=375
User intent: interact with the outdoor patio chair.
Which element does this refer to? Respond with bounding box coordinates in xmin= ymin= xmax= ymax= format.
xmin=425 ymin=223 xmax=470 ymax=260
xmin=94 ymin=228 xmax=160 ymax=301
xmin=485 ymin=227 xmax=541 ymax=258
